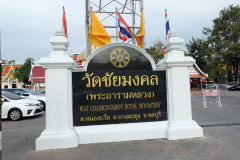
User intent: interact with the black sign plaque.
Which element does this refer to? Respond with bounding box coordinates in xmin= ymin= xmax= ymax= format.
xmin=72 ymin=45 xmax=167 ymax=126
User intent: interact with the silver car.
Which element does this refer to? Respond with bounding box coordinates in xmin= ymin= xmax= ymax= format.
xmin=2 ymin=88 xmax=46 ymax=111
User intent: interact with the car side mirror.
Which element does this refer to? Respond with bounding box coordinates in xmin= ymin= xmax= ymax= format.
xmin=1 ymin=98 xmax=5 ymax=102
xmin=23 ymin=93 xmax=29 ymax=96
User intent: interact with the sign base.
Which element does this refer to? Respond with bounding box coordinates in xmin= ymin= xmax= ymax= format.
xmin=36 ymin=129 xmax=79 ymax=151
xmin=74 ymin=121 xmax=167 ymax=144
xmin=166 ymin=121 xmax=203 ymax=140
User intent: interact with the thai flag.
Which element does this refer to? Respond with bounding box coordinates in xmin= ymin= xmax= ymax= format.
xmin=162 ymin=9 xmax=170 ymax=55
xmin=117 ymin=11 xmax=133 ymax=42
xmin=165 ymin=9 xmax=170 ymax=38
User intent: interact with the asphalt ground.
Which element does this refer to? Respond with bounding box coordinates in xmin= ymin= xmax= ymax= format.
xmin=2 ymin=91 xmax=240 ymax=160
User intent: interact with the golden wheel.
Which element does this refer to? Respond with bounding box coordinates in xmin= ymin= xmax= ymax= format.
xmin=110 ymin=48 xmax=130 ymax=68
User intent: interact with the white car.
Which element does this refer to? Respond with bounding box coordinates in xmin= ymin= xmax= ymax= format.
xmin=2 ymin=88 xmax=46 ymax=111
xmin=1 ymin=91 xmax=43 ymax=121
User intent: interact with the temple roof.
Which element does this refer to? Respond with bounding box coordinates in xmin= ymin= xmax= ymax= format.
xmin=29 ymin=66 xmax=45 ymax=83
xmin=189 ymin=63 xmax=208 ymax=78
xmin=1 ymin=64 xmax=22 ymax=76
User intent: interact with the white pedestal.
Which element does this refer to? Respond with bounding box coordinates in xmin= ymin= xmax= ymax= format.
xmin=36 ymin=29 xmax=79 ymax=151
xmin=157 ymin=39 xmax=203 ymax=140
xmin=36 ymin=57 xmax=79 ymax=150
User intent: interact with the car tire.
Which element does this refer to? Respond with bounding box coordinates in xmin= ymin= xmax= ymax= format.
xmin=39 ymin=101 xmax=46 ymax=111
xmin=8 ymin=108 xmax=22 ymax=121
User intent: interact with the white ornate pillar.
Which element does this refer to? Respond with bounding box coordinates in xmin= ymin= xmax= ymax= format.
xmin=36 ymin=28 xmax=79 ymax=150
xmin=157 ymin=30 xmax=203 ymax=140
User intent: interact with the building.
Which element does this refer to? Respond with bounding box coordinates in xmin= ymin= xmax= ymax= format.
xmin=29 ymin=65 xmax=45 ymax=92
xmin=28 ymin=51 xmax=89 ymax=92
xmin=1 ymin=64 xmax=24 ymax=88
xmin=189 ymin=63 xmax=208 ymax=90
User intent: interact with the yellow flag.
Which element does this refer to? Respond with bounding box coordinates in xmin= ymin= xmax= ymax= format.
xmin=88 ymin=11 xmax=111 ymax=47
xmin=136 ymin=10 xmax=144 ymax=48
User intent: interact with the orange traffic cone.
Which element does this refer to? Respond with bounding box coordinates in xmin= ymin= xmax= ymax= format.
xmin=201 ymin=89 xmax=203 ymax=95
xmin=194 ymin=90 xmax=197 ymax=96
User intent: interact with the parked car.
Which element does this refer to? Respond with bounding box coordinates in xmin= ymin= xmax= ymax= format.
xmin=227 ymin=83 xmax=240 ymax=91
xmin=1 ymin=91 xmax=43 ymax=121
xmin=2 ymin=88 xmax=46 ymax=111
xmin=40 ymin=90 xmax=45 ymax=94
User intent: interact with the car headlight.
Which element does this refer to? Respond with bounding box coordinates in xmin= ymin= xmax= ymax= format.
xmin=21 ymin=103 xmax=36 ymax=107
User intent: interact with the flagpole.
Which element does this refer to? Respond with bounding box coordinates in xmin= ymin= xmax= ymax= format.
xmin=141 ymin=10 xmax=144 ymax=49
xmin=141 ymin=0 xmax=146 ymax=49
xmin=165 ymin=9 xmax=166 ymax=39
xmin=62 ymin=6 xmax=64 ymax=36
xmin=116 ymin=7 xmax=118 ymax=42
xmin=131 ymin=0 xmax=135 ymax=44
xmin=90 ymin=7 xmax=93 ymax=55
xmin=86 ymin=0 xmax=91 ymax=58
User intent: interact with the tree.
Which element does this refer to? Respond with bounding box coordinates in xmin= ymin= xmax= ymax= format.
xmin=185 ymin=4 xmax=240 ymax=82
xmin=145 ymin=40 xmax=164 ymax=63
xmin=203 ymin=4 xmax=240 ymax=82
xmin=13 ymin=58 xmax=33 ymax=86
xmin=2 ymin=60 xmax=15 ymax=64
xmin=185 ymin=37 xmax=209 ymax=72
xmin=185 ymin=37 xmax=221 ymax=80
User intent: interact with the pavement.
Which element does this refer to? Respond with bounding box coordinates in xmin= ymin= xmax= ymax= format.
xmin=2 ymin=91 xmax=240 ymax=160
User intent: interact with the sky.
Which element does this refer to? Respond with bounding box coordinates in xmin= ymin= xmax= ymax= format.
xmin=0 ymin=0 xmax=239 ymax=65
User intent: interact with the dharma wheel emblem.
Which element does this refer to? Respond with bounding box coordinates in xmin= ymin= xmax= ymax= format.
xmin=110 ymin=48 xmax=130 ymax=68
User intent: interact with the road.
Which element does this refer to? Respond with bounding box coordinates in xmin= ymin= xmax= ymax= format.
xmin=2 ymin=91 xmax=240 ymax=160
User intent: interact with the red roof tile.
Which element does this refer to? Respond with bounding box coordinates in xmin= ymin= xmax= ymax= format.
xmin=190 ymin=74 xmax=206 ymax=78
xmin=32 ymin=66 xmax=45 ymax=77
xmin=1 ymin=65 xmax=21 ymax=76
xmin=29 ymin=66 xmax=45 ymax=83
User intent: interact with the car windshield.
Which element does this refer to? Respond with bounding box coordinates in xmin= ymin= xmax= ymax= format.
xmin=2 ymin=92 xmax=23 ymax=100
xmin=24 ymin=89 xmax=39 ymax=95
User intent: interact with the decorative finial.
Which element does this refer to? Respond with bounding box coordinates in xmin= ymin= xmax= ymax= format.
xmin=55 ymin=27 xmax=63 ymax=36
xmin=50 ymin=28 xmax=69 ymax=55
xmin=164 ymin=29 xmax=184 ymax=52
xmin=167 ymin=29 xmax=178 ymax=39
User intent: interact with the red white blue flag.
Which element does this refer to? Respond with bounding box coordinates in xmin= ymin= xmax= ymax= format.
xmin=165 ymin=9 xmax=170 ymax=38
xmin=162 ymin=9 xmax=170 ymax=55
xmin=117 ymin=11 xmax=133 ymax=42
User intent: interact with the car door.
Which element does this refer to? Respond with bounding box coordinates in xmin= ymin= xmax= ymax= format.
xmin=1 ymin=96 xmax=10 ymax=118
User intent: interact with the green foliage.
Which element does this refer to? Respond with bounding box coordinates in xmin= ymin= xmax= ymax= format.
xmin=13 ymin=58 xmax=33 ymax=85
xmin=2 ymin=60 xmax=15 ymax=64
xmin=185 ymin=37 xmax=209 ymax=73
xmin=8 ymin=60 xmax=15 ymax=64
xmin=203 ymin=4 xmax=240 ymax=81
xmin=145 ymin=40 xmax=164 ymax=63
xmin=186 ymin=4 xmax=240 ymax=82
